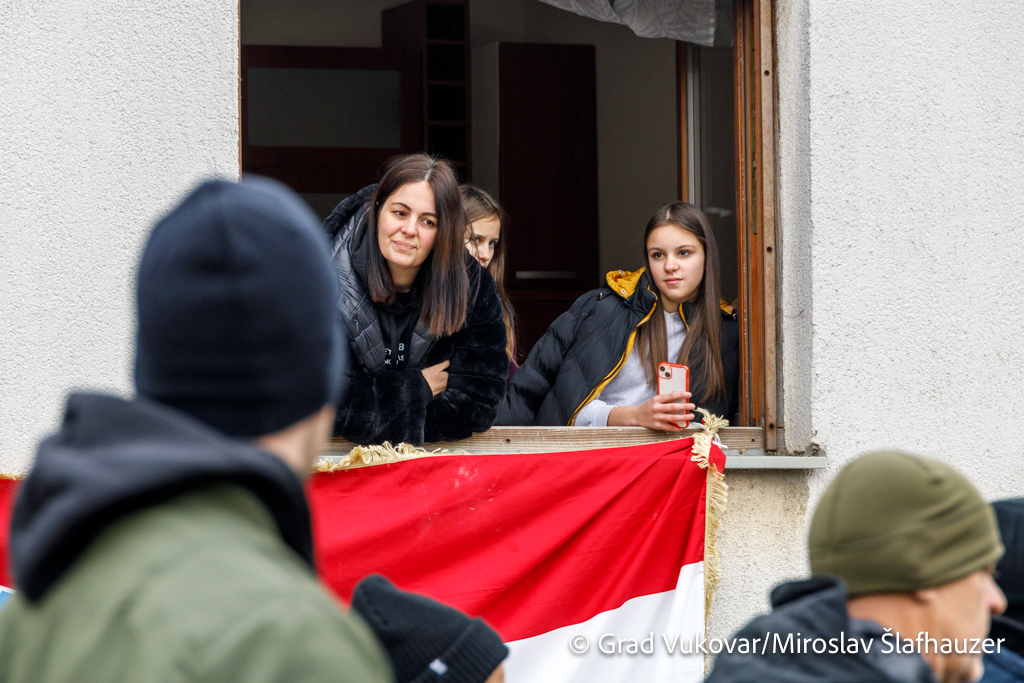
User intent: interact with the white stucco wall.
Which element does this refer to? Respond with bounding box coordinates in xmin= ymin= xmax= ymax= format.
xmin=799 ymin=0 xmax=1024 ymax=502
xmin=713 ymin=0 xmax=1024 ymax=642
xmin=0 ymin=1 xmax=239 ymax=475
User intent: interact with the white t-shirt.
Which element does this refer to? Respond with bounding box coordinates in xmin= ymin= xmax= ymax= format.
xmin=574 ymin=310 xmax=687 ymax=426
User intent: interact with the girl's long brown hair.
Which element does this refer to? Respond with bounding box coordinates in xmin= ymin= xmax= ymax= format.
xmin=460 ymin=185 xmax=516 ymax=362
xmin=366 ymin=153 xmax=470 ymax=337
xmin=635 ymin=202 xmax=726 ymax=402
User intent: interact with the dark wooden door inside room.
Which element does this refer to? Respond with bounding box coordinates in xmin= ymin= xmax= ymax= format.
xmin=487 ymin=43 xmax=599 ymax=361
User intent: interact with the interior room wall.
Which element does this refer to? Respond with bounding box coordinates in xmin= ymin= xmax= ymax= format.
xmin=241 ymin=0 xmax=410 ymax=47
xmin=241 ymin=0 xmax=678 ymax=279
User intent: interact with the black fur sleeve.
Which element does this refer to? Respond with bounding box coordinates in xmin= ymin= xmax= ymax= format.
xmin=334 ymin=366 xmax=430 ymax=445
xmin=423 ymin=269 xmax=508 ymax=442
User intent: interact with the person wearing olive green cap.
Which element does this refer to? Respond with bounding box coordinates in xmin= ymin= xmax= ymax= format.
xmin=709 ymin=451 xmax=1007 ymax=683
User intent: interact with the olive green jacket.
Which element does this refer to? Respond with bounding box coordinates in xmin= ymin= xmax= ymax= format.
xmin=0 ymin=484 xmax=393 ymax=683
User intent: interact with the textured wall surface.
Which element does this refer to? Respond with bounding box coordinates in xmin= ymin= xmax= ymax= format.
xmin=708 ymin=471 xmax=810 ymax=642
xmin=0 ymin=1 xmax=239 ymax=474
xmin=720 ymin=0 xmax=1024 ymax=639
xmin=800 ymin=0 xmax=1024 ymax=504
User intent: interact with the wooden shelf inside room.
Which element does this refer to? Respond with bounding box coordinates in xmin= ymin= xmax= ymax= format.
xmin=383 ymin=0 xmax=471 ymax=179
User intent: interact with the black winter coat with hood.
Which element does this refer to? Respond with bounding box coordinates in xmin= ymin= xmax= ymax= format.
xmin=707 ymin=578 xmax=936 ymax=683
xmin=497 ymin=268 xmax=739 ymax=427
xmin=323 ymin=186 xmax=508 ymax=446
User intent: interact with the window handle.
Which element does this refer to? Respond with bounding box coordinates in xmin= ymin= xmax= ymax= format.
xmin=705 ymin=207 xmax=734 ymax=218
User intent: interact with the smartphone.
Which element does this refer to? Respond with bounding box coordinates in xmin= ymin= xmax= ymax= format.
xmin=657 ymin=362 xmax=691 ymax=429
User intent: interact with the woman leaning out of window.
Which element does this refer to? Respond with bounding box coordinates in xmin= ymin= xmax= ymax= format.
xmin=322 ymin=154 xmax=508 ymax=446
xmin=497 ymin=202 xmax=739 ymax=430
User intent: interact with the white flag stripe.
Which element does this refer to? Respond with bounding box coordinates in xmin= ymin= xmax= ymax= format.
xmin=505 ymin=561 xmax=705 ymax=683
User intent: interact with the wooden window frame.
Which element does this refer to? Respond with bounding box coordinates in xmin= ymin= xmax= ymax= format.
xmin=235 ymin=4 xmax=785 ymax=455
xmin=677 ymin=0 xmax=778 ymax=449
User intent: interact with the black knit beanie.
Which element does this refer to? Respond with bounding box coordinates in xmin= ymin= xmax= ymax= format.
xmin=134 ymin=177 xmax=346 ymax=437
xmin=351 ymin=575 xmax=509 ymax=683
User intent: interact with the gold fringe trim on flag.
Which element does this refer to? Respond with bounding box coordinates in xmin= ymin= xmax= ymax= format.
xmin=690 ymin=408 xmax=729 ymax=674
xmin=0 ymin=473 xmax=24 ymax=481
xmin=312 ymin=442 xmax=465 ymax=473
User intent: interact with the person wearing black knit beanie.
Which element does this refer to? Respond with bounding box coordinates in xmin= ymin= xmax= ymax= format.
xmin=352 ymin=575 xmax=509 ymax=683
xmin=0 ymin=178 xmax=391 ymax=683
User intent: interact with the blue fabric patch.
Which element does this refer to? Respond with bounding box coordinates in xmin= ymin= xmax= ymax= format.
xmin=982 ymin=649 xmax=1024 ymax=683
xmin=0 ymin=587 xmax=14 ymax=610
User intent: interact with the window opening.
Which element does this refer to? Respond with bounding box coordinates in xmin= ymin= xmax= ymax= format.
xmin=240 ymin=0 xmax=777 ymax=444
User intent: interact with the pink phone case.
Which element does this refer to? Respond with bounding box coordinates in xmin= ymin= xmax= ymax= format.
xmin=657 ymin=362 xmax=691 ymax=429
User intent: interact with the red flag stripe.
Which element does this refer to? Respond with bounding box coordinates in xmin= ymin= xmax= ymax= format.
xmin=0 ymin=478 xmax=18 ymax=589
xmin=309 ymin=439 xmax=719 ymax=641
xmin=0 ymin=439 xmax=722 ymax=647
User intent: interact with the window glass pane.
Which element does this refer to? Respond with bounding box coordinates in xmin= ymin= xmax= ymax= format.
xmin=247 ymin=68 xmax=401 ymax=148
xmin=692 ymin=46 xmax=737 ymax=305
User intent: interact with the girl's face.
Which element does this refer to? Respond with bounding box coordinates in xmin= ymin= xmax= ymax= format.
xmin=377 ymin=181 xmax=438 ymax=275
xmin=466 ymin=216 xmax=501 ymax=269
xmin=646 ymin=224 xmax=706 ymax=309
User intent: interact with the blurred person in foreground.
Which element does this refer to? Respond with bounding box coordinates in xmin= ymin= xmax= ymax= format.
xmin=980 ymin=499 xmax=1024 ymax=682
xmin=352 ymin=575 xmax=509 ymax=683
xmin=0 ymin=179 xmax=392 ymax=683
xmin=708 ymin=451 xmax=1006 ymax=683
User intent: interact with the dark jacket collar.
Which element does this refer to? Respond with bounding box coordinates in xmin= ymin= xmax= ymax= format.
xmin=323 ymin=184 xmax=375 ymax=243
xmin=626 ymin=270 xmax=658 ymax=317
xmin=10 ymin=393 xmax=314 ymax=602
xmin=991 ymin=615 xmax=1024 ymax=658
xmin=709 ymin=578 xmax=936 ymax=683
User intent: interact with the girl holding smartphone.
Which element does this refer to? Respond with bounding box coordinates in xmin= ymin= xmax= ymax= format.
xmin=497 ymin=202 xmax=738 ymax=430
xmin=322 ymin=154 xmax=508 ymax=446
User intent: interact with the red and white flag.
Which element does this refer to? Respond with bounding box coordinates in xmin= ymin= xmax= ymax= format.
xmin=310 ymin=436 xmax=726 ymax=683
xmin=0 ymin=437 xmax=726 ymax=682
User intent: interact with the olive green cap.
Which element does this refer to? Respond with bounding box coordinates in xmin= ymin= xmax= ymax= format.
xmin=809 ymin=451 xmax=1004 ymax=596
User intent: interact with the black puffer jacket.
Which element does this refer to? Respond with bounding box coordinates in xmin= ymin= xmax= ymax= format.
xmin=497 ymin=268 xmax=739 ymax=426
xmin=708 ymin=578 xmax=936 ymax=683
xmin=323 ymin=187 xmax=507 ymax=445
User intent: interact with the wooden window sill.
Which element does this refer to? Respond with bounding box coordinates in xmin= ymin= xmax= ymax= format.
xmin=325 ymin=426 xmax=825 ymax=470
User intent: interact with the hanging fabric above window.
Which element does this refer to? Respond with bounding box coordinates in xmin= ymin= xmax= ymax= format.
xmin=536 ymin=0 xmax=717 ymax=46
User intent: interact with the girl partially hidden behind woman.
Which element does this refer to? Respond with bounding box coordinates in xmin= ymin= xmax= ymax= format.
xmin=322 ymin=154 xmax=508 ymax=446
xmin=460 ymin=185 xmax=518 ymax=383
xmin=498 ymin=202 xmax=738 ymax=430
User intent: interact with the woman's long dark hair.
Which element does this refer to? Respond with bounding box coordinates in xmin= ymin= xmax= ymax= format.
xmin=460 ymin=185 xmax=515 ymax=362
xmin=366 ymin=154 xmax=469 ymax=337
xmin=635 ymin=202 xmax=726 ymax=402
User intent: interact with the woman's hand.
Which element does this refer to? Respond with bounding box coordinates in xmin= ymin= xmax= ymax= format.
xmin=607 ymin=391 xmax=695 ymax=432
xmin=422 ymin=361 xmax=450 ymax=397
